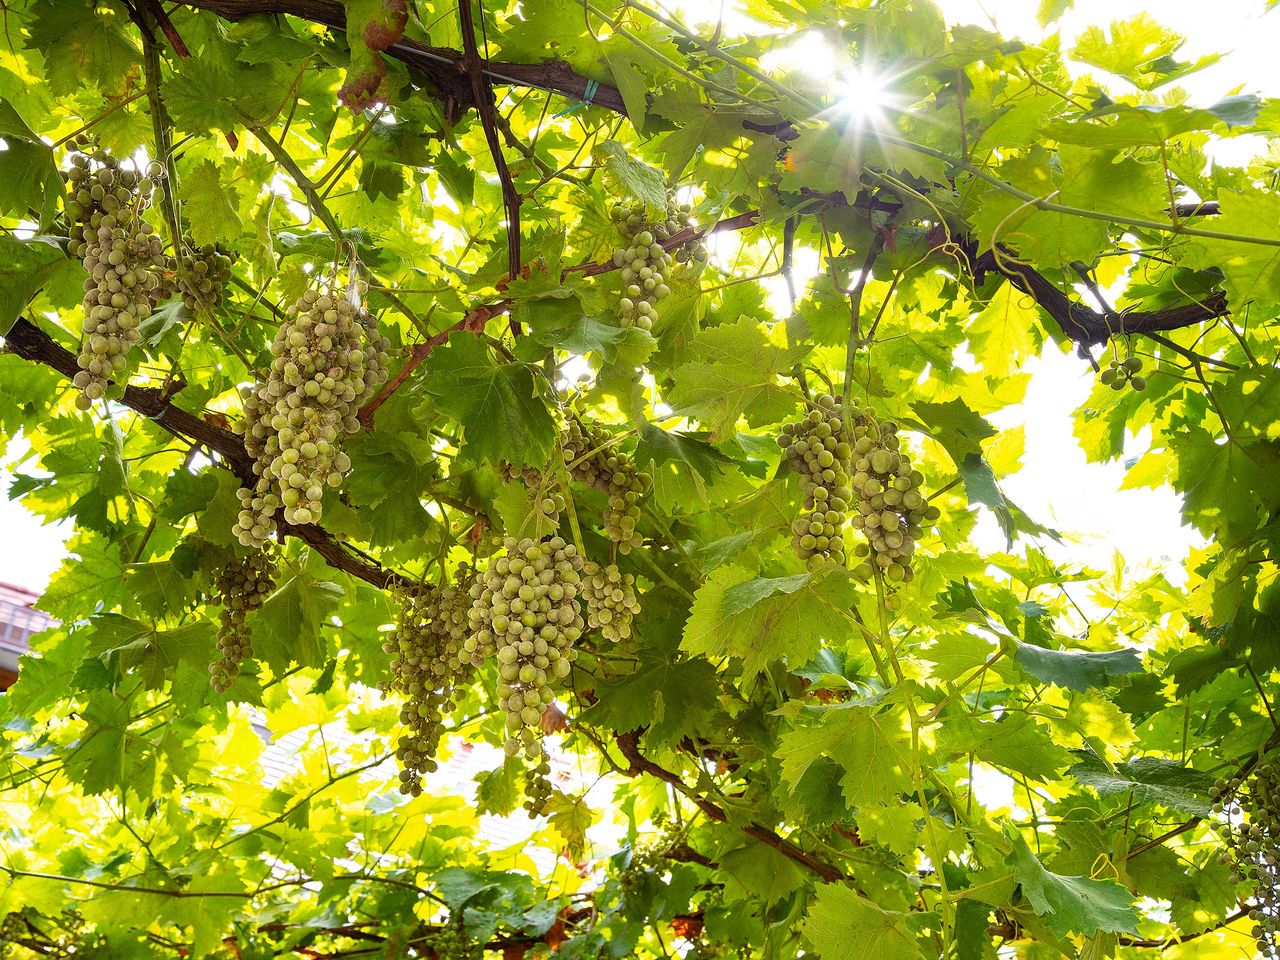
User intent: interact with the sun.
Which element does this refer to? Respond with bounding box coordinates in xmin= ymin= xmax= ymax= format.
xmin=834 ymin=63 xmax=895 ymax=124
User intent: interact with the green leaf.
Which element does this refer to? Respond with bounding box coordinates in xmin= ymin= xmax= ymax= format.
xmin=634 ymin=423 xmax=733 ymax=510
xmin=1015 ymin=642 xmax=1143 ymax=691
xmin=24 ymin=0 xmax=140 ymax=97
xmin=0 ymin=99 xmax=61 ymax=226
xmin=255 ymin=569 xmax=344 ymax=670
xmin=1006 ymin=831 xmax=1140 ymax=938
xmin=1071 ymin=15 xmax=1217 ymax=90
xmin=1069 ymin=755 xmax=1217 ymax=815
xmin=181 ymin=160 xmax=244 ymax=246
xmin=0 ymin=238 xmax=76 ymax=335
xmin=682 ymin=565 xmax=857 ymax=676
xmin=937 ymin=713 xmax=1073 ymax=781
xmin=591 ymin=140 xmax=667 ymax=219
xmin=422 ymin=332 xmax=557 ymax=467
xmin=776 ymin=699 xmax=914 ymax=807
xmin=801 ymin=884 xmax=925 ymax=960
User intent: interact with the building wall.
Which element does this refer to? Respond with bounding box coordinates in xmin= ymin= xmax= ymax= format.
xmin=0 ymin=581 xmax=53 ymax=689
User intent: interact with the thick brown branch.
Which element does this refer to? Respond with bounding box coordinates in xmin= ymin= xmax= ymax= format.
xmin=178 ymin=0 xmax=628 ymax=117
xmin=2 ymin=318 xmax=407 ymax=590
xmin=458 ymin=0 xmax=521 ymax=296
xmin=614 ymin=730 xmax=845 ymax=883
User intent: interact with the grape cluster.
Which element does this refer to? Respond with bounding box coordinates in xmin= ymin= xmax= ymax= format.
xmin=382 ymin=570 xmax=474 ymax=796
xmin=778 ymin=393 xmax=853 ymax=569
xmin=233 ymin=286 xmax=390 ymax=546
xmin=499 ymin=462 xmax=565 ymax=537
xmin=177 ymin=238 xmax=234 ymax=312
xmin=209 ymin=547 xmax=277 ymax=692
xmin=465 ymin=536 xmax=584 ymax=761
xmin=418 ymin=924 xmax=479 ymax=960
xmin=1100 ymin=354 xmax=1147 ymax=392
xmin=524 ymin=745 xmax=555 ymax=817
xmin=608 ymin=191 xmax=707 ymax=330
xmin=65 ymin=146 xmax=168 ymax=410
xmin=1212 ymin=756 xmax=1280 ymax=958
xmin=847 ymin=417 xmax=939 ymax=584
xmin=562 ymin=419 xmax=651 ymax=553
xmin=583 ymin=562 xmax=641 ymax=642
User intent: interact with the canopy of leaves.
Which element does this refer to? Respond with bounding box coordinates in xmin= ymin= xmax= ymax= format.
xmin=0 ymin=0 xmax=1276 ymax=958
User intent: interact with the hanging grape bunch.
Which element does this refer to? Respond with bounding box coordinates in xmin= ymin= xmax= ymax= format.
xmin=499 ymin=461 xmax=565 ymax=537
xmin=523 ymin=745 xmax=555 ymax=817
xmin=608 ymin=189 xmax=707 ymax=330
xmin=583 ymin=562 xmax=641 ymax=642
xmin=778 ymin=393 xmax=853 ymax=569
xmin=1099 ymin=351 xmax=1146 ymax=392
xmin=64 ymin=144 xmax=169 ymax=410
xmin=848 ymin=416 xmax=940 ymax=585
xmin=382 ymin=570 xmax=474 ymax=796
xmin=562 ymin=418 xmax=651 ymax=553
xmin=466 ymin=536 xmax=584 ymax=763
xmin=232 ymin=284 xmax=390 ymax=547
xmin=1212 ymin=756 xmax=1280 ymax=959
xmin=177 ymin=238 xmax=235 ymax=312
xmin=209 ymin=546 xmax=278 ymax=692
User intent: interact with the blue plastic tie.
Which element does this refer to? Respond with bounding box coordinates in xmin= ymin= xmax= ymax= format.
xmin=554 ymin=79 xmax=599 ymax=118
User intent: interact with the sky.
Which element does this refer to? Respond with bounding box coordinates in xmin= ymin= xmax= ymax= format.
xmin=1 ymin=0 xmax=1275 ymax=594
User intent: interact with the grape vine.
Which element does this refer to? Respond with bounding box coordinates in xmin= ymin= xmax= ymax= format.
xmin=233 ymin=283 xmax=390 ymax=546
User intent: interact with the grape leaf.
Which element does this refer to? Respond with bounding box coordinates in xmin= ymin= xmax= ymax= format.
xmin=422 ymin=332 xmax=557 ymax=468
xmin=1006 ymin=831 xmax=1140 ymax=937
xmin=1014 ymin=642 xmax=1143 ymax=691
xmin=801 ymin=884 xmax=925 ymax=960
xmin=1069 ymin=755 xmax=1217 ymax=815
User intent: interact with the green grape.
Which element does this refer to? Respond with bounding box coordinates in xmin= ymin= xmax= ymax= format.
xmin=523 ymin=744 xmax=555 ymax=817
xmin=232 ymin=283 xmax=390 ymax=547
xmin=778 ymin=393 xmax=851 ymax=569
xmin=382 ymin=566 xmax=475 ymax=796
xmin=209 ymin=545 xmax=278 ymax=692
xmin=65 ymin=143 xmax=169 ymax=409
xmin=583 ymin=561 xmax=641 ymax=642
xmin=606 ymin=188 xmax=707 ymax=330
xmin=466 ymin=535 xmax=584 ymax=765
xmin=176 ymin=237 xmax=235 ymax=312
xmin=562 ymin=418 xmax=651 ymax=553
xmin=1212 ymin=756 xmax=1280 ymax=959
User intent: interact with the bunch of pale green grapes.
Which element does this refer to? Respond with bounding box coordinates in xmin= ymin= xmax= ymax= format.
xmin=176 ymin=238 xmax=235 ymax=312
xmin=232 ymin=286 xmax=390 ymax=546
xmin=777 ymin=393 xmax=853 ymax=569
xmin=562 ymin=418 xmax=651 ymax=553
xmin=583 ymin=562 xmax=641 ymax=642
xmin=847 ymin=417 xmax=939 ymax=584
xmin=209 ymin=546 xmax=277 ymax=692
xmin=465 ymin=536 xmax=584 ymax=763
xmin=1212 ymin=756 xmax=1280 ymax=958
xmin=1099 ymin=352 xmax=1147 ymax=392
xmin=523 ymin=745 xmax=555 ymax=817
xmin=383 ymin=571 xmax=474 ymax=796
xmin=65 ymin=145 xmax=168 ymax=409
xmin=608 ymin=190 xmax=707 ymax=330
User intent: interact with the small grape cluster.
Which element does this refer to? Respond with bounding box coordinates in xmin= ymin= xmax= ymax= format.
xmin=233 ymin=286 xmax=390 ymax=546
xmin=523 ymin=745 xmax=555 ymax=817
xmin=209 ymin=547 xmax=277 ymax=692
xmin=499 ymin=462 xmax=565 ymax=537
xmin=562 ymin=419 xmax=651 ymax=553
xmin=382 ymin=570 xmax=474 ymax=796
xmin=778 ymin=393 xmax=853 ymax=569
xmin=466 ymin=536 xmax=584 ymax=762
xmin=1212 ymin=756 xmax=1280 ymax=958
xmin=583 ymin=562 xmax=640 ymax=642
xmin=1099 ymin=354 xmax=1147 ymax=392
xmin=419 ymin=924 xmax=479 ymax=960
xmin=848 ymin=417 xmax=939 ymax=585
xmin=608 ymin=191 xmax=707 ymax=330
xmin=65 ymin=145 xmax=168 ymax=410
xmin=177 ymin=238 xmax=234 ymax=312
